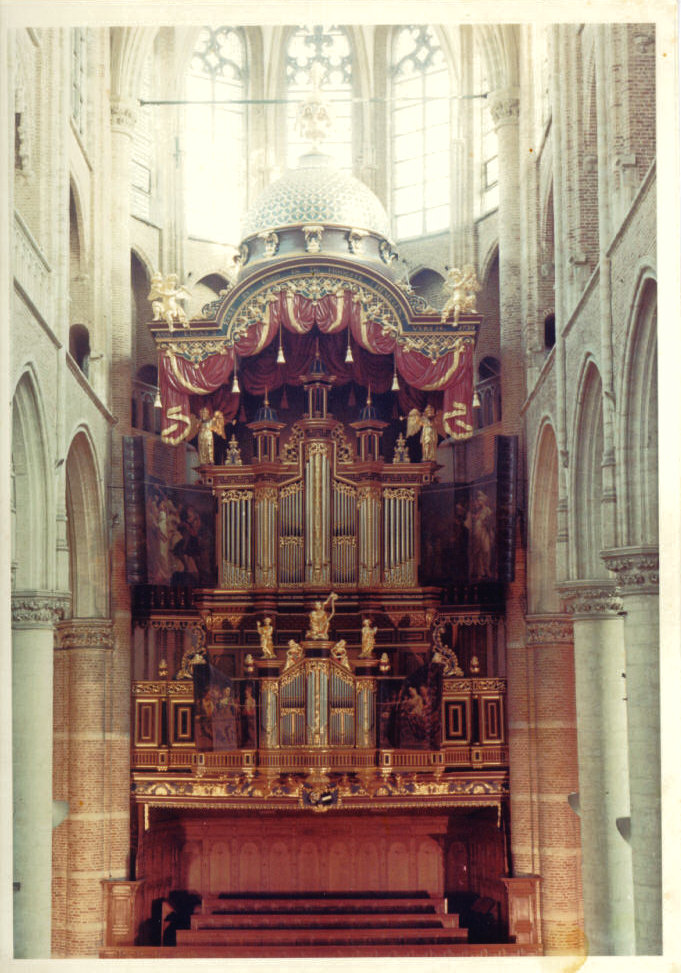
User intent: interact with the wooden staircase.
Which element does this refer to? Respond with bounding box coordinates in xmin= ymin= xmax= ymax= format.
xmin=176 ymin=892 xmax=468 ymax=956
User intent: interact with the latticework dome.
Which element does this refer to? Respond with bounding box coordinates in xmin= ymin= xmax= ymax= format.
xmin=241 ymin=151 xmax=390 ymax=240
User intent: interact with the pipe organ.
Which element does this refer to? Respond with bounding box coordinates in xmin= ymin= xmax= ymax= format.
xmin=206 ymin=366 xmax=433 ymax=595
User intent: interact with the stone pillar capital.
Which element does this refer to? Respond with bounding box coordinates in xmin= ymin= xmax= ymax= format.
xmin=488 ymin=88 xmax=520 ymax=129
xmin=12 ymin=592 xmax=70 ymax=629
xmin=526 ymin=613 xmax=573 ymax=645
xmin=601 ymin=546 xmax=659 ymax=595
xmin=56 ymin=618 xmax=115 ymax=651
xmin=110 ymin=99 xmax=137 ymax=136
xmin=557 ymin=580 xmax=624 ymax=619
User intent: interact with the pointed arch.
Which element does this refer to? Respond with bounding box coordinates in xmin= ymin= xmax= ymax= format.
xmin=12 ymin=367 xmax=53 ymax=591
xmin=64 ymin=428 xmax=108 ymax=618
xmin=618 ymin=271 xmax=657 ymax=547
xmin=570 ymin=358 xmax=607 ymax=579
xmin=528 ymin=419 xmax=560 ymax=612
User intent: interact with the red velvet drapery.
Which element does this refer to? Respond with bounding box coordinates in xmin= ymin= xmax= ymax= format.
xmin=159 ymin=289 xmax=474 ymax=444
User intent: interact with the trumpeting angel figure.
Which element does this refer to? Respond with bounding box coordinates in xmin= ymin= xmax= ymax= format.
xmin=148 ymin=272 xmax=192 ymax=330
xmin=406 ymin=404 xmax=438 ymax=462
xmin=190 ymin=406 xmax=226 ymax=465
xmin=440 ymin=265 xmax=481 ymax=325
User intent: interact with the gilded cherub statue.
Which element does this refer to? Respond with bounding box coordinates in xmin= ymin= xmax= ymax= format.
xmin=306 ymin=592 xmax=338 ymax=640
xmin=359 ymin=618 xmax=378 ymax=658
xmin=440 ymin=265 xmax=481 ymax=325
xmin=148 ymin=272 xmax=192 ymax=331
xmin=406 ymin=404 xmax=437 ymax=462
xmin=284 ymin=639 xmax=303 ymax=670
xmin=331 ymin=639 xmax=350 ymax=669
xmin=256 ymin=617 xmax=276 ymax=659
xmin=190 ymin=406 xmax=226 ymax=465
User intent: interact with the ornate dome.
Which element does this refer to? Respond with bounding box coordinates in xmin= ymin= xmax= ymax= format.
xmin=241 ymin=151 xmax=390 ymax=240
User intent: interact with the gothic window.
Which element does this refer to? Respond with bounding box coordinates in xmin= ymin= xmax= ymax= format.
xmin=474 ymin=51 xmax=498 ymax=216
xmin=390 ymin=26 xmax=451 ymax=240
xmin=131 ymin=52 xmax=155 ymax=221
xmin=71 ymin=28 xmax=87 ymax=136
xmin=185 ymin=26 xmax=248 ymax=244
xmin=285 ymin=25 xmax=353 ymax=170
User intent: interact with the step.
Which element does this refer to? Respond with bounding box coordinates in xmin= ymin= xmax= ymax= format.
xmin=201 ymin=895 xmax=446 ymax=914
xmin=103 ymin=943 xmax=543 ymax=959
xmin=176 ymin=927 xmax=468 ymax=946
xmin=192 ymin=911 xmax=460 ymax=930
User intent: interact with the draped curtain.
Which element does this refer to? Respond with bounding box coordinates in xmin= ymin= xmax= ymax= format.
xmin=160 ymin=289 xmax=474 ymax=444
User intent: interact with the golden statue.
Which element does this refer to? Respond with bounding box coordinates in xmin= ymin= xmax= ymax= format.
xmin=359 ymin=618 xmax=378 ymax=658
xmin=331 ymin=639 xmax=350 ymax=669
xmin=306 ymin=592 xmax=338 ymax=640
xmin=284 ymin=639 xmax=303 ymax=670
xmin=148 ymin=271 xmax=192 ymax=330
xmin=190 ymin=406 xmax=226 ymax=465
xmin=406 ymin=404 xmax=437 ymax=461
xmin=256 ymin=617 xmax=276 ymax=659
xmin=440 ymin=265 xmax=481 ymax=325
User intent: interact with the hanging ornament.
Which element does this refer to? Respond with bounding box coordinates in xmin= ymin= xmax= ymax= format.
xmin=153 ymin=389 xmax=162 ymax=409
xmin=473 ymin=390 xmax=481 ymax=408
xmin=345 ymin=328 xmax=354 ymax=363
xmin=391 ymin=368 xmax=399 ymax=392
xmin=276 ymin=321 xmax=286 ymax=364
xmin=231 ymin=355 xmax=241 ymax=394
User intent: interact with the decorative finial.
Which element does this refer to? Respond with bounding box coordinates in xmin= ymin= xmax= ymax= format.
xmin=264 ymin=387 xmax=270 ymax=407
xmin=295 ymin=62 xmax=335 ymax=151
xmin=366 ymin=384 xmax=372 ymax=406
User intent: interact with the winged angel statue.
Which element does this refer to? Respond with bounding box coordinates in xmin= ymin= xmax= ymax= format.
xmin=406 ymin=404 xmax=438 ymax=462
xmin=148 ymin=272 xmax=192 ymax=330
xmin=189 ymin=406 xmax=226 ymax=466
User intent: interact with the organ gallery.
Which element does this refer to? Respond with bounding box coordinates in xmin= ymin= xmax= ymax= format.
xmin=120 ymin=101 xmax=527 ymax=955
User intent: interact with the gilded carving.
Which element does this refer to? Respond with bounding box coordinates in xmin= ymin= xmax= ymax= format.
xmin=331 ymin=425 xmax=354 ymax=462
xmin=440 ymin=266 xmax=481 ymax=325
xmin=282 ymin=424 xmax=305 ymax=463
xmin=221 ymin=489 xmax=253 ymax=503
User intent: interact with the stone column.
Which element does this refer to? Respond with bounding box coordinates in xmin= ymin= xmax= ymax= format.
xmin=12 ymin=593 xmax=68 ymax=958
xmin=487 ymin=89 xmax=538 ymax=888
xmin=560 ymin=581 xmax=635 ymax=954
xmin=525 ymin=615 xmax=583 ymax=954
xmin=488 ymin=89 xmax=523 ymax=430
xmin=56 ymin=619 xmax=114 ymax=955
xmin=107 ymin=98 xmax=136 ymax=911
xmin=602 ymin=546 xmax=661 ymax=954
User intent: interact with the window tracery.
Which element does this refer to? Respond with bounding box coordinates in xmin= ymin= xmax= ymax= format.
xmin=390 ymin=26 xmax=451 ymax=240
xmin=185 ymin=27 xmax=248 ymax=245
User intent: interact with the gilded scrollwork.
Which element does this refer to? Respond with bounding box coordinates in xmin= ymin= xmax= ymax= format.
xmin=282 ymin=424 xmax=305 ymax=463
xmin=331 ymin=424 xmax=354 ymax=462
